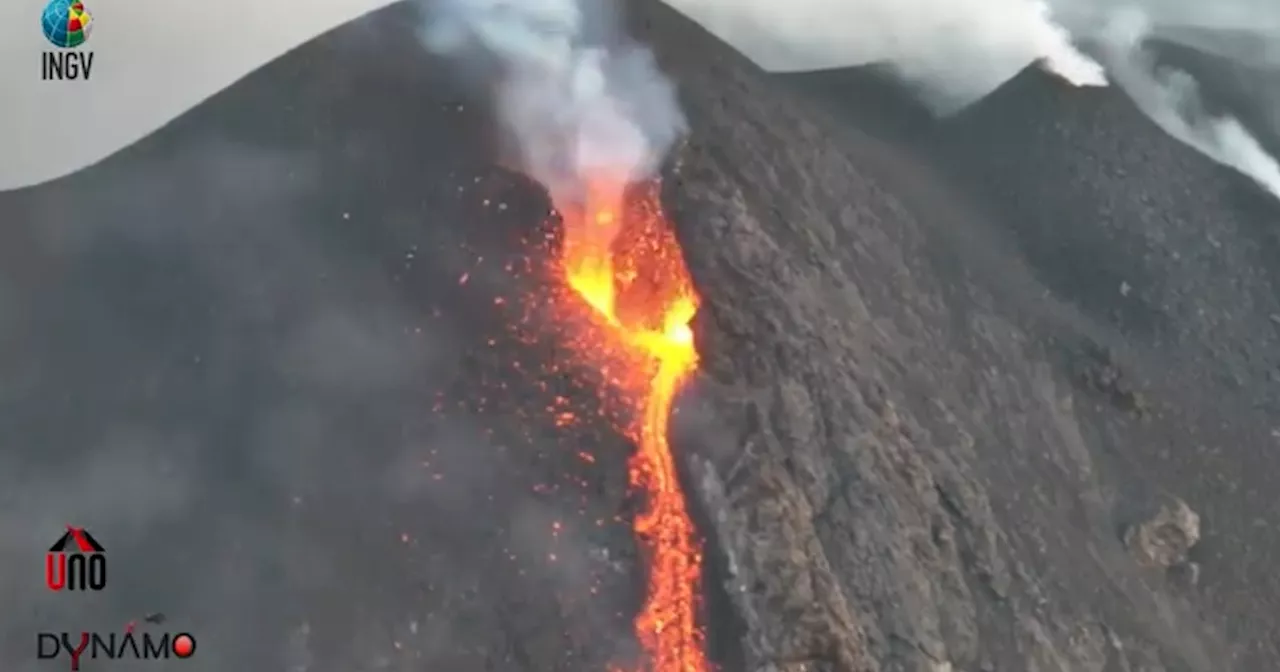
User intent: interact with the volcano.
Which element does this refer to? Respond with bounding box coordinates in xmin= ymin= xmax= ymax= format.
xmin=4 ymin=1 xmax=1280 ymax=671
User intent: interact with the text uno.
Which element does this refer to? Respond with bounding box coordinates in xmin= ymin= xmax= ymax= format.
xmin=45 ymin=553 xmax=106 ymax=591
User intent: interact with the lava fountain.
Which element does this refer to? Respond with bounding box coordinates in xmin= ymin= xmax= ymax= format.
xmin=556 ymin=178 xmax=708 ymax=672
xmin=415 ymin=0 xmax=704 ymax=665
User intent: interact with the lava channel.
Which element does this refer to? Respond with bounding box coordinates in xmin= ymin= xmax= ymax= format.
xmin=556 ymin=179 xmax=709 ymax=672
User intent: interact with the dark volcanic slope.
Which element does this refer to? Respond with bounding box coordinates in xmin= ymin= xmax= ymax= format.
xmin=644 ymin=16 xmax=1220 ymax=669
xmin=936 ymin=66 xmax=1280 ymax=353
xmin=1 ymin=6 xmax=648 ymax=671
xmin=778 ymin=63 xmax=935 ymax=145
xmin=767 ymin=47 xmax=1280 ymax=672
xmin=1151 ymin=38 xmax=1280 ymax=157
xmin=927 ymin=67 xmax=1280 ymax=671
xmin=6 ymin=1 xmax=1280 ymax=672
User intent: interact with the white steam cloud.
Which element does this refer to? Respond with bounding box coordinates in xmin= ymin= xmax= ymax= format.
xmin=658 ymin=0 xmax=1107 ymax=111
xmin=659 ymin=0 xmax=1280 ymax=198
xmin=417 ymin=0 xmax=685 ymax=204
xmin=411 ymin=0 xmax=1279 ymax=200
xmin=1089 ymin=7 xmax=1280 ymax=198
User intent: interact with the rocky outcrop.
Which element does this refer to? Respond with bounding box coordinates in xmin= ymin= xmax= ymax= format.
xmin=1124 ymin=498 xmax=1201 ymax=570
xmin=627 ymin=2 xmax=1271 ymax=671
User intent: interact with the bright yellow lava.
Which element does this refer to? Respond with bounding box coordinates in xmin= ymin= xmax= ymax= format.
xmin=559 ymin=181 xmax=709 ymax=672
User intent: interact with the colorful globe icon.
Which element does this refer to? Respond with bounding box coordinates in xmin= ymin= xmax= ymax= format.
xmin=41 ymin=0 xmax=93 ymax=49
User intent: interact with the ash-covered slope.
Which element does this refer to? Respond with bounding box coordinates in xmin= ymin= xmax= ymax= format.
xmin=777 ymin=63 xmax=935 ymax=145
xmin=1149 ymin=38 xmax=1280 ymax=157
xmin=934 ymin=66 xmax=1280 ymax=354
xmin=4 ymin=1 xmax=1277 ymax=672
xmin=926 ymin=66 xmax=1280 ymax=671
xmin=1 ymin=6 xmax=652 ymax=671
xmin=708 ymin=29 xmax=1280 ymax=672
xmin=640 ymin=3 xmax=1280 ymax=671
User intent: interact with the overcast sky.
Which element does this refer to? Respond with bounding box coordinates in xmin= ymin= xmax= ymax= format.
xmin=0 ymin=0 xmax=396 ymax=190
xmin=4 ymin=0 xmax=1276 ymax=193
xmin=0 ymin=0 xmax=1103 ymax=191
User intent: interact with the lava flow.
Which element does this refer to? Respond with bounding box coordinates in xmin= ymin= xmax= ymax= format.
xmin=556 ymin=179 xmax=709 ymax=672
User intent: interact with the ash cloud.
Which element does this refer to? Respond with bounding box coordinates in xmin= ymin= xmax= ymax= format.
xmin=415 ymin=0 xmax=686 ymax=205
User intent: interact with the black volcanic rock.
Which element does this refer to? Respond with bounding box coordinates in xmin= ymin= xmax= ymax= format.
xmin=716 ymin=37 xmax=1280 ymax=672
xmin=4 ymin=2 xmax=1280 ymax=672
xmin=934 ymin=66 xmax=1280 ymax=352
xmin=632 ymin=7 xmax=1228 ymax=670
xmin=1 ymin=6 xmax=644 ymax=671
xmin=921 ymin=64 xmax=1280 ymax=672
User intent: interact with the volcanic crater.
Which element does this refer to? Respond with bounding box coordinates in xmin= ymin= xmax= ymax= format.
xmin=3 ymin=1 xmax=1280 ymax=672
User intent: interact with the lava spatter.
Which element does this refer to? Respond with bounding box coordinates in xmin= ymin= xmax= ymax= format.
xmin=440 ymin=172 xmax=710 ymax=671
xmin=555 ymin=179 xmax=709 ymax=672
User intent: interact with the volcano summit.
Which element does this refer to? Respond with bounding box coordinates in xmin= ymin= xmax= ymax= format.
xmin=3 ymin=1 xmax=1280 ymax=671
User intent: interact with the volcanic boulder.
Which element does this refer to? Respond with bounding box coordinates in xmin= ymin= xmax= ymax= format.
xmin=1124 ymin=497 xmax=1201 ymax=570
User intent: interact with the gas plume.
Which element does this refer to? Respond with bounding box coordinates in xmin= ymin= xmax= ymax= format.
xmin=416 ymin=0 xmax=685 ymax=208
xmin=659 ymin=0 xmax=1108 ymax=112
xmin=1088 ymin=7 xmax=1280 ymax=198
xmin=660 ymin=0 xmax=1280 ymax=197
xmin=416 ymin=4 xmax=710 ymax=671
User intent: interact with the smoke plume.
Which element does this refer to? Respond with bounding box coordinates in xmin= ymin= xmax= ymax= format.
xmin=658 ymin=0 xmax=1107 ymax=112
xmin=1088 ymin=6 xmax=1280 ymax=198
xmin=416 ymin=0 xmax=685 ymax=205
xmin=657 ymin=0 xmax=1280 ymax=197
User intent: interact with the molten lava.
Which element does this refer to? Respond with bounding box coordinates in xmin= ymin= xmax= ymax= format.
xmin=558 ymin=180 xmax=709 ymax=672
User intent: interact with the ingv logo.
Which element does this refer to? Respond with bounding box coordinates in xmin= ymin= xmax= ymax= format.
xmin=36 ymin=631 xmax=196 ymax=671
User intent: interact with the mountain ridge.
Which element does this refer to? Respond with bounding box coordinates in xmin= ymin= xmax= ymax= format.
xmin=2 ymin=1 xmax=1277 ymax=670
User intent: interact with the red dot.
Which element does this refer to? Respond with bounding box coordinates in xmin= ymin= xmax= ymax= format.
xmin=171 ymin=633 xmax=196 ymax=658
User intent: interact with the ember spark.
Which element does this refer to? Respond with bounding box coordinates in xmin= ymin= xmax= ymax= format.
xmin=557 ymin=180 xmax=708 ymax=672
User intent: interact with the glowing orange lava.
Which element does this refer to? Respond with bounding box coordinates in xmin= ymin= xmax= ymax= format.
xmin=558 ymin=179 xmax=709 ymax=672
